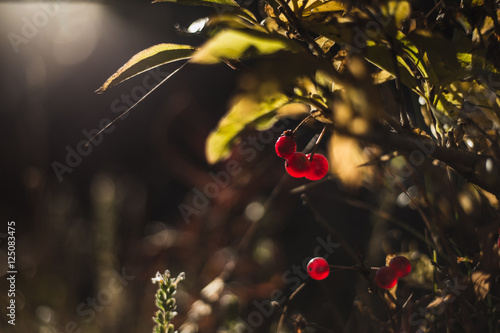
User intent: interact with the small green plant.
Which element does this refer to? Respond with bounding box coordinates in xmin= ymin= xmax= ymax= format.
xmin=151 ymin=270 xmax=185 ymax=333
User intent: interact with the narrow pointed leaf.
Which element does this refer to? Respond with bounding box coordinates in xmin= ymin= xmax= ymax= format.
xmin=96 ymin=44 xmax=195 ymax=93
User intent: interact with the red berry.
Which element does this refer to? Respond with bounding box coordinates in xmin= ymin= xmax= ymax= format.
xmin=307 ymin=257 xmax=330 ymax=280
xmin=389 ymin=256 xmax=411 ymax=278
xmin=275 ymin=132 xmax=296 ymax=159
xmin=375 ymin=266 xmax=398 ymax=289
xmin=305 ymin=154 xmax=329 ymax=181
xmin=285 ymin=152 xmax=310 ymax=178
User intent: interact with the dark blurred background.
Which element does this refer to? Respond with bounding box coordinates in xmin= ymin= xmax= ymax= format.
xmin=0 ymin=2 xmax=418 ymax=333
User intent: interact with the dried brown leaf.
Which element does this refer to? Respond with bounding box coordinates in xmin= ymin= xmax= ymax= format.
xmin=471 ymin=271 xmax=491 ymax=301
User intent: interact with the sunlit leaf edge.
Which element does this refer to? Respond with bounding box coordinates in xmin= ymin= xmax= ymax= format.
xmin=96 ymin=44 xmax=196 ymax=93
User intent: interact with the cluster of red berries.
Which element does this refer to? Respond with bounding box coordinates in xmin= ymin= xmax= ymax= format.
xmin=275 ymin=131 xmax=329 ymax=180
xmin=374 ymin=256 xmax=412 ymax=289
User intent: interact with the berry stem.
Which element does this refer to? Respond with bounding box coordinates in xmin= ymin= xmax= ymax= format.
xmin=309 ymin=126 xmax=327 ymax=160
xmin=329 ymin=264 xmax=380 ymax=271
xmin=292 ymin=115 xmax=313 ymax=134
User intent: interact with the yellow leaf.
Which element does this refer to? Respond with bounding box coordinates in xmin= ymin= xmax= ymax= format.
xmin=372 ymin=70 xmax=394 ymax=84
xmin=381 ymin=0 xmax=411 ymax=29
xmin=191 ymin=29 xmax=296 ymax=64
xmin=96 ymin=44 xmax=195 ymax=93
xmin=205 ymin=93 xmax=289 ymax=164
xmin=303 ymin=0 xmax=345 ymax=16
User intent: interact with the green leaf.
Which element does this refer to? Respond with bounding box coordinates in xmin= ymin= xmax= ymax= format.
xmin=457 ymin=52 xmax=473 ymax=69
xmin=363 ymin=42 xmax=417 ymax=89
xmin=156 ymin=299 xmax=166 ymax=312
xmin=455 ymin=44 xmax=500 ymax=81
xmin=159 ymin=290 xmax=168 ymax=301
xmin=165 ymin=298 xmax=176 ymax=310
xmin=96 ymin=44 xmax=195 ymax=93
xmin=406 ymin=30 xmax=463 ymax=84
xmin=166 ymin=311 xmax=176 ymax=321
xmin=206 ymin=94 xmax=289 ymax=164
xmin=470 ymin=51 xmax=500 ymax=75
xmin=303 ymin=0 xmax=345 ymax=16
xmin=251 ymin=112 xmax=279 ymax=131
xmin=380 ymin=0 xmax=411 ymax=31
xmin=395 ymin=31 xmax=433 ymax=85
xmin=191 ymin=29 xmax=298 ymax=64
xmin=208 ymin=14 xmax=265 ymax=32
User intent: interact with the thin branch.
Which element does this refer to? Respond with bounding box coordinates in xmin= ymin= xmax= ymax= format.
xmin=277 ymin=282 xmax=307 ymax=333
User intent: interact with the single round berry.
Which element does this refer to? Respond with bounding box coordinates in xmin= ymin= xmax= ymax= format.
xmin=285 ymin=152 xmax=310 ymax=178
xmin=375 ymin=266 xmax=398 ymax=289
xmin=305 ymin=154 xmax=329 ymax=181
xmin=389 ymin=256 xmax=411 ymax=278
xmin=275 ymin=132 xmax=296 ymax=159
xmin=307 ymin=257 xmax=330 ymax=280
